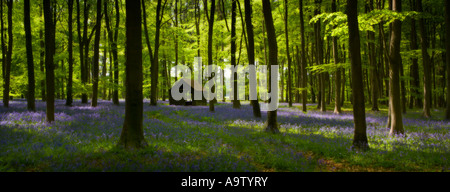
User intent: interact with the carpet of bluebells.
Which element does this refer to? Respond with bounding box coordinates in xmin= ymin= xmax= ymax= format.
xmin=0 ymin=99 xmax=449 ymax=172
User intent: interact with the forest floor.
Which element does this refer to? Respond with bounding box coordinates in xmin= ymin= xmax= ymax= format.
xmin=0 ymin=99 xmax=449 ymax=172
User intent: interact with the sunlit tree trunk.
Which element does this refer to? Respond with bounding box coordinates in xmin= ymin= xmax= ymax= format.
xmin=389 ymin=0 xmax=404 ymax=136
xmin=347 ymin=0 xmax=369 ymax=151
xmin=332 ymin=0 xmax=341 ymax=114
xmin=119 ymin=0 xmax=147 ymax=150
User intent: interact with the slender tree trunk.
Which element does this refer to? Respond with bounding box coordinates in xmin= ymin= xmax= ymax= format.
xmin=66 ymin=0 xmax=74 ymax=106
xmin=299 ymin=0 xmax=307 ymax=112
xmin=314 ymin=1 xmax=326 ymax=112
xmin=174 ymin=0 xmax=178 ymax=69
xmin=1 ymin=0 xmax=4 ymax=87
xmin=2 ymin=0 xmax=12 ymax=108
xmin=102 ymin=30 xmax=107 ymax=101
xmin=118 ymin=0 xmax=147 ymax=150
xmin=231 ymin=0 xmax=239 ymax=109
xmin=244 ymin=0 xmax=261 ymax=117
xmin=113 ymin=0 xmax=120 ymax=105
xmin=44 ymin=0 xmax=55 ymax=122
xmin=81 ymin=1 xmax=90 ymax=104
xmin=409 ymin=0 xmax=421 ymax=108
xmin=262 ymin=0 xmax=279 ymax=134
xmin=24 ymin=0 xmax=35 ymax=111
xmin=445 ymin=0 xmax=450 ymax=119
xmin=208 ymin=0 xmax=216 ymax=112
xmin=347 ymin=0 xmax=369 ymax=151
xmin=39 ymin=5 xmax=46 ymax=102
xmin=284 ymin=0 xmax=292 ymax=107
xmin=92 ymin=0 xmax=102 ymax=107
xmin=389 ymin=0 xmax=404 ymax=136
xmin=150 ymin=0 xmax=165 ymax=106
xmin=332 ymin=0 xmax=341 ymax=114
xmin=417 ymin=0 xmax=431 ymax=118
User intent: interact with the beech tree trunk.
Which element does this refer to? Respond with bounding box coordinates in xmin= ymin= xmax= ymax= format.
xmin=118 ymin=0 xmax=147 ymax=150
xmin=445 ymin=0 xmax=450 ymax=119
xmin=262 ymin=0 xmax=279 ymax=134
xmin=44 ymin=0 xmax=55 ymax=122
xmin=299 ymin=0 xmax=308 ymax=112
xmin=284 ymin=0 xmax=292 ymax=108
xmin=388 ymin=0 xmax=404 ymax=136
xmin=24 ymin=0 xmax=35 ymax=111
xmin=150 ymin=0 xmax=165 ymax=106
xmin=2 ymin=0 xmax=12 ymax=108
xmin=231 ymin=0 xmax=239 ymax=109
xmin=66 ymin=0 xmax=74 ymax=106
xmin=92 ymin=0 xmax=102 ymax=107
xmin=244 ymin=0 xmax=261 ymax=117
xmin=205 ymin=0 xmax=216 ymax=112
xmin=417 ymin=0 xmax=431 ymax=118
xmin=332 ymin=0 xmax=341 ymax=114
xmin=347 ymin=0 xmax=369 ymax=151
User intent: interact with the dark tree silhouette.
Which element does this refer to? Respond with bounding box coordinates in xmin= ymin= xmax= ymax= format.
xmin=347 ymin=0 xmax=369 ymax=151
xmin=231 ymin=0 xmax=239 ymax=109
xmin=417 ymin=0 xmax=431 ymax=118
xmin=207 ymin=0 xmax=216 ymax=112
xmin=24 ymin=0 xmax=35 ymax=111
xmin=2 ymin=0 xmax=12 ymax=108
xmin=446 ymin=0 xmax=450 ymax=120
xmin=299 ymin=0 xmax=307 ymax=112
xmin=118 ymin=0 xmax=147 ymax=149
xmin=92 ymin=0 xmax=102 ymax=107
xmin=44 ymin=0 xmax=55 ymax=122
xmin=244 ymin=0 xmax=261 ymax=117
xmin=262 ymin=0 xmax=279 ymax=134
xmin=66 ymin=0 xmax=74 ymax=106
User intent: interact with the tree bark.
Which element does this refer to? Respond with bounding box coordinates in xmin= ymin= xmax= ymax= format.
xmin=388 ymin=0 xmax=404 ymax=136
xmin=299 ymin=0 xmax=307 ymax=112
xmin=445 ymin=0 xmax=450 ymax=119
xmin=2 ymin=0 xmax=12 ymax=108
xmin=118 ymin=0 xmax=147 ymax=150
xmin=409 ymin=0 xmax=421 ymax=108
xmin=150 ymin=0 xmax=166 ymax=106
xmin=262 ymin=0 xmax=279 ymax=134
xmin=332 ymin=0 xmax=341 ymax=114
xmin=92 ymin=0 xmax=102 ymax=107
xmin=347 ymin=0 xmax=369 ymax=151
xmin=231 ymin=0 xmax=239 ymax=109
xmin=208 ymin=0 xmax=216 ymax=112
xmin=66 ymin=0 xmax=74 ymax=106
xmin=244 ymin=0 xmax=261 ymax=117
xmin=284 ymin=0 xmax=292 ymax=108
xmin=417 ymin=0 xmax=431 ymax=118
xmin=44 ymin=0 xmax=55 ymax=122
xmin=24 ymin=0 xmax=36 ymax=111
